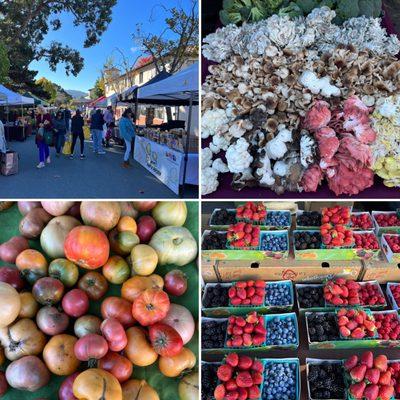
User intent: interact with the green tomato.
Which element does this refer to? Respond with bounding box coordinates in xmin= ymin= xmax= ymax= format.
xmin=48 ymin=258 xmax=79 ymax=287
xmin=102 ymin=255 xmax=131 ymax=284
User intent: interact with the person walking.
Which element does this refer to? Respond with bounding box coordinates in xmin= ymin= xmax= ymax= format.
xmin=35 ymin=106 xmax=52 ymax=168
xmin=0 ymin=118 xmax=6 ymax=154
xmin=90 ymin=109 xmax=106 ymax=155
xmin=52 ymin=111 xmax=67 ymax=157
xmin=119 ymin=108 xmax=135 ymax=168
xmin=70 ymin=109 xmax=85 ymax=159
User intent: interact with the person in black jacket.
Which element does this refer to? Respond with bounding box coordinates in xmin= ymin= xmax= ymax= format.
xmin=90 ymin=108 xmax=106 ymax=155
xmin=70 ymin=109 xmax=85 ymax=159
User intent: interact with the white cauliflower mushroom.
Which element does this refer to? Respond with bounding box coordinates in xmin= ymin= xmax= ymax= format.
xmin=212 ymin=158 xmax=229 ymax=173
xmin=299 ymin=70 xmax=340 ymax=97
xmin=201 ymin=167 xmax=219 ymax=195
xmin=201 ymin=108 xmax=231 ymax=139
xmin=209 ymin=134 xmax=231 ymax=154
xmin=256 ymin=152 xmax=275 ymax=186
xmin=229 ymin=119 xmax=253 ymax=139
xmin=201 ymin=147 xmax=213 ymax=168
xmin=226 ymin=138 xmax=253 ymax=173
xmin=266 ymin=127 xmax=292 ymax=160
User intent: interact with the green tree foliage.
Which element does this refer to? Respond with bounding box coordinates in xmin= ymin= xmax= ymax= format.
xmin=133 ymin=0 xmax=199 ymax=74
xmin=0 ymin=0 xmax=117 ymax=91
xmin=0 ymin=41 xmax=10 ymax=84
xmin=92 ymin=77 xmax=105 ymax=99
xmin=35 ymin=77 xmax=57 ymax=103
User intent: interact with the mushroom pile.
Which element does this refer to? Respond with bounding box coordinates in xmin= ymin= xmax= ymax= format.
xmin=201 ymin=7 xmax=400 ymax=196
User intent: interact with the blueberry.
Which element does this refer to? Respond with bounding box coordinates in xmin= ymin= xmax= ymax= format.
xmin=263 ymin=362 xmax=297 ymax=400
xmin=266 ymin=283 xmax=292 ymax=306
xmin=260 ymin=233 xmax=288 ymax=251
xmin=266 ymin=316 xmax=297 ymax=346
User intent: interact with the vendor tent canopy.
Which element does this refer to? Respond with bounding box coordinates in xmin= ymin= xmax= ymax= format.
xmin=136 ymin=62 xmax=199 ymax=106
xmin=88 ymin=95 xmax=107 ymax=108
xmin=0 ymin=85 xmax=34 ymax=106
xmin=23 ymin=92 xmax=48 ymax=106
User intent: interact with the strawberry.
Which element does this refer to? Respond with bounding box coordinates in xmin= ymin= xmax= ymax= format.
xmin=226 ymin=379 xmax=238 ymax=391
xmin=340 ymin=326 xmax=351 ymax=337
xmin=252 ymin=334 xmax=265 ymax=346
xmin=338 ymin=316 xmax=349 ymax=326
xmin=244 ymin=323 xmax=254 ymax=334
xmin=226 ymin=353 xmax=239 ymax=368
xmin=254 ymin=324 xmax=267 ymax=335
xmin=217 ymin=364 xmax=233 ymax=382
xmin=351 ymin=327 xmax=366 ymax=339
xmin=214 ymin=384 xmax=226 ymax=400
xmin=237 ymin=387 xmax=248 ymax=400
xmin=378 ymin=370 xmax=391 ymax=386
xmin=251 ymin=372 xmax=263 ymax=385
xmin=349 ymin=382 xmax=366 ymax=399
xmin=246 ymin=287 xmax=255 ymax=297
xmin=235 ymin=317 xmax=246 ymax=327
xmin=248 ymin=385 xmax=261 ymax=399
xmin=242 ymin=333 xmax=252 ymax=347
xmin=232 ymin=326 xmax=243 ymax=336
xmin=246 ymin=312 xmax=258 ymax=324
xmin=365 ymin=368 xmax=380 ymax=385
xmin=226 ymin=391 xmax=239 ymax=400
xmin=350 ymin=364 xmax=367 ymax=382
xmin=346 ymin=320 xmax=358 ymax=331
xmin=363 ymin=384 xmax=379 ymax=400
xmin=238 ymin=355 xmax=253 ymax=370
xmin=255 ymin=280 xmax=264 ymax=288
xmin=374 ymin=354 xmax=388 ymax=372
xmin=236 ymin=282 xmax=247 ymax=288
xmin=251 ymin=295 xmax=263 ymax=305
xmin=344 ymin=355 xmax=359 ymax=371
xmin=236 ymin=371 xmax=253 ymax=388
xmin=242 ymin=299 xmax=251 ymax=305
xmin=232 ymin=336 xmax=243 ymax=347
xmin=231 ymin=297 xmax=242 ymax=306
xmin=251 ymin=359 xmax=264 ymax=373
xmin=228 ymin=287 xmax=236 ymax=298
xmin=237 ymin=288 xmax=246 ymax=300
xmin=378 ymin=385 xmax=394 ymax=400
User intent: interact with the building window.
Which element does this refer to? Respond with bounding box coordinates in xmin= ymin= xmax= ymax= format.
xmin=139 ymin=72 xmax=144 ymax=84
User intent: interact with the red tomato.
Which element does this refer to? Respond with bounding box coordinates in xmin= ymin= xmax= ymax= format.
xmin=101 ymin=297 xmax=135 ymax=328
xmin=58 ymin=372 xmax=79 ymax=400
xmin=98 ymin=352 xmax=133 ymax=383
xmin=78 ymin=271 xmax=108 ymax=301
xmin=64 ymin=226 xmax=109 ymax=269
xmin=100 ymin=318 xmax=128 ymax=352
xmin=149 ymin=322 xmax=183 ymax=357
xmin=132 ymin=289 xmax=170 ymax=326
xmin=74 ymin=334 xmax=108 ymax=362
xmin=164 ymin=270 xmax=187 ymax=297
xmin=62 ymin=289 xmax=89 ymax=318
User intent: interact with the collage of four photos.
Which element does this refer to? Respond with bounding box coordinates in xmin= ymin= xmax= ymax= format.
xmin=0 ymin=0 xmax=400 ymax=399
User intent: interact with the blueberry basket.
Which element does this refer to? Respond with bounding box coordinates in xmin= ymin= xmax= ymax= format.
xmin=264 ymin=210 xmax=292 ymax=230
xmin=259 ymin=230 xmax=289 ymax=259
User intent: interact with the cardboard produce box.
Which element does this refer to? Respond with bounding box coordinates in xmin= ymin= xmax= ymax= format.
xmin=214 ymin=259 xmax=363 ymax=283
xmin=201 ymin=259 xmax=219 ymax=282
xmin=360 ymin=258 xmax=400 ymax=283
xmin=381 ymin=234 xmax=400 ymax=263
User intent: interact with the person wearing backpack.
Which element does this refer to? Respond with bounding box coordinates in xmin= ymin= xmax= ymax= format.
xmin=70 ymin=109 xmax=85 ymax=159
xmin=35 ymin=106 xmax=53 ymax=169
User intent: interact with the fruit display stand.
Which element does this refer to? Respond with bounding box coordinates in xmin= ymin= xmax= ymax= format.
xmin=202 ymin=313 xmax=299 ymax=355
xmin=202 ymin=280 xmax=294 ymax=317
xmin=0 ymin=203 xmax=199 ymax=400
xmin=305 ymin=310 xmax=400 ymax=350
xmin=212 ymin=258 xmax=363 ymax=283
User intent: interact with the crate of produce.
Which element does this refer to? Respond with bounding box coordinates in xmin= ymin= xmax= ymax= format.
xmin=264 ymin=210 xmax=291 ymax=230
xmin=350 ymin=212 xmax=374 ymax=231
xmin=308 ymin=353 xmax=399 ymax=400
xmin=208 ymin=208 xmax=237 ymax=229
xmin=306 ymin=358 xmax=345 ymax=400
xmin=387 ymin=282 xmax=400 ymax=310
xmin=236 ymin=202 xmax=267 ymax=225
xmin=259 ymin=230 xmax=289 ymax=259
xmin=201 ymin=280 xmax=294 ymax=317
xmin=352 ymin=231 xmax=381 ymax=260
xmin=296 ymin=210 xmax=322 ymax=230
xmin=201 ymin=312 xmax=299 ymax=354
xmin=202 ymin=356 xmax=301 ymax=400
xmin=372 ymin=211 xmax=400 ymax=236
xmin=322 ymin=206 xmax=352 ymax=227
xmin=296 ymin=280 xmax=387 ymax=314
xmin=381 ymin=234 xmax=400 ymax=263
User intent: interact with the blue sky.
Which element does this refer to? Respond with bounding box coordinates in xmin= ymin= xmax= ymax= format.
xmin=30 ymin=0 xmax=196 ymax=93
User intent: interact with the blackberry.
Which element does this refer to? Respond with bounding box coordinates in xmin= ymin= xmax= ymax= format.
xmin=308 ymin=362 xmax=345 ymax=399
xmin=297 ymin=211 xmax=322 ymax=227
xmin=202 ymin=231 xmax=227 ymax=250
xmin=201 ymin=363 xmax=218 ymax=400
xmin=201 ymin=320 xmax=228 ymax=349
xmin=210 ymin=209 xmax=236 ymax=225
xmin=307 ymin=313 xmax=339 ymax=342
xmin=203 ymin=284 xmax=229 ymax=308
xmin=294 ymin=231 xmax=322 ymax=250
xmin=297 ymin=286 xmax=324 ymax=308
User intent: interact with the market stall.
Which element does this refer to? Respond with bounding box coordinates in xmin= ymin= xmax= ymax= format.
xmin=126 ymin=63 xmax=199 ymax=197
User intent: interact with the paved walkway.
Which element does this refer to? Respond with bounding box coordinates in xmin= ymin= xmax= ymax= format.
xmin=0 ymin=136 xmax=198 ymax=199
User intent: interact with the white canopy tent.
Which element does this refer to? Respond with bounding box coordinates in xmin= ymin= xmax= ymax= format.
xmin=0 ymin=84 xmax=34 ymax=106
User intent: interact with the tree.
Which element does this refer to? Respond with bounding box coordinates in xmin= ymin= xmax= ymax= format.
xmin=133 ymin=0 xmax=199 ymax=75
xmin=0 ymin=0 xmax=117 ymax=91
xmin=0 ymin=41 xmax=10 ymax=84
xmin=36 ymin=77 xmax=57 ymax=103
xmin=92 ymin=77 xmax=105 ymax=99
